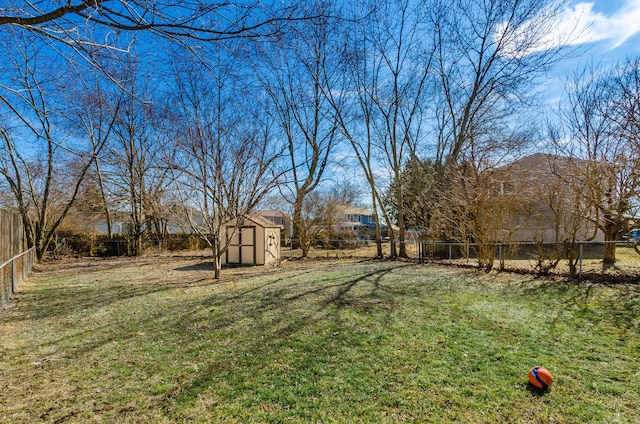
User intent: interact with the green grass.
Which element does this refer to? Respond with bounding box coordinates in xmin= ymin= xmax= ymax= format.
xmin=1 ymin=256 xmax=639 ymax=423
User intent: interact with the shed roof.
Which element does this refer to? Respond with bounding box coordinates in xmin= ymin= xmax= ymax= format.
xmin=245 ymin=213 xmax=282 ymax=228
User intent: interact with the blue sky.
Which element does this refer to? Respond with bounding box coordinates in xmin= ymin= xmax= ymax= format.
xmin=552 ymin=0 xmax=640 ymax=68
xmin=564 ymin=0 xmax=640 ymax=49
xmin=534 ymin=1 xmax=640 ymax=108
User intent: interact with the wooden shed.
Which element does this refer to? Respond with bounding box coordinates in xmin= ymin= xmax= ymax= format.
xmin=221 ymin=214 xmax=281 ymax=266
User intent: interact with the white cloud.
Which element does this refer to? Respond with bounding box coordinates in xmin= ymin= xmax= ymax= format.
xmin=554 ymin=0 xmax=640 ymax=49
xmin=499 ymin=1 xmax=640 ymax=57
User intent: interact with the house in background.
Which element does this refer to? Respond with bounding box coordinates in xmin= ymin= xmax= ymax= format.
xmin=330 ymin=204 xmax=406 ymax=240
xmin=255 ymin=210 xmax=293 ymax=244
xmin=91 ymin=219 xmax=195 ymax=236
xmin=93 ymin=221 xmax=129 ymax=235
xmin=336 ymin=205 xmax=375 ymax=230
xmin=493 ymin=153 xmax=606 ymax=243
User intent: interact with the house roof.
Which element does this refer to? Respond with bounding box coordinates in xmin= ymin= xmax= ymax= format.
xmin=503 ymin=153 xmax=609 ymax=174
xmin=338 ymin=205 xmax=373 ymax=216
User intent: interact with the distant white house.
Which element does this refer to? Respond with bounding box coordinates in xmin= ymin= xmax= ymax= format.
xmin=91 ymin=220 xmax=195 ymax=236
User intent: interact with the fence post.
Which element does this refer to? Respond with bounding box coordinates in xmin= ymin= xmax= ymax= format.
xmin=498 ymin=242 xmax=503 ymax=271
xmin=10 ymin=259 xmax=14 ymax=295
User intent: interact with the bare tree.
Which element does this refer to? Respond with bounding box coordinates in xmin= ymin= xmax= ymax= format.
xmin=254 ymin=12 xmax=341 ymax=257
xmin=444 ymin=152 xmax=532 ymax=271
xmin=61 ymin=62 xmax=122 ymax=239
xmin=0 ymin=0 xmax=325 ymax=102
xmin=102 ymin=57 xmax=175 ymax=255
xmin=0 ymin=1 xmax=316 ymax=44
xmin=432 ymin=0 xmax=572 ymax=166
xmin=556 ymin=60 xmax=640 ymax=268
xmin=393 ymin=0 xmax=574 ymax=264
xmin=328 ymin=0 xmax=434 ymax=258
xmin=325 ymin=12 xmax=385 ymax=256
xmin=170 ymin=49 xmax=282 ymax=278
xmin=0 ymin=34 xmax=108 ymax=260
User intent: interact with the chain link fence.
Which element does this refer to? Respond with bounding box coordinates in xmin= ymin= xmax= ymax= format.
xmin=49 ymin=233 xmax=640 ymax=281
xmin=281 ymin=239 xmax=640 ymax=279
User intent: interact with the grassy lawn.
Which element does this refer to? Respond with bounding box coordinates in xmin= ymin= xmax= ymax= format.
xmin=1 ymin=256 xmax=639 ymax=423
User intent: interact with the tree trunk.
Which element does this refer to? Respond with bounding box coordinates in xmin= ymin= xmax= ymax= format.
xmin=395 ymin=171 xmax=408 ymax=258
xmin=390 ymin=237 xmax=397 ymax=258
xmin=293 ymin=203 xmax=311 ymax=258
xmin=135 ymin=232 xmax=143 ymax=257
xmin=387 ymin=161 xmax=406 ymax=259
xmin=94 ymin=161 xmax=113 ymax=239
xmin=371 ymin=193 xmax=383 ymax=258
xmin=603 ymin=226 xmax=617 ymax=269
xmin=214 ymin=255 xmax=222 ymax=280
xmin=398 ymin=222 xmax=407 ymax=258
xmin=211 ymin=241 xmax=222 ymax=279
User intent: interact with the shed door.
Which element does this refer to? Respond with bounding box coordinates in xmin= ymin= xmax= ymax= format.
xmin=226 ymin=226 xmax=256 ymax=265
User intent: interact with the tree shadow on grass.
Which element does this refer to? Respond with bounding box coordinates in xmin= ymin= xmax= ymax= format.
xmin=8 ymin=256 xmax=289 ymax=323
xmin=0 ymin=258 xmax=483 ymax=421
xmin=173 ymin=261 xmax=282 ymax=277
xmin=173 ymin=262 xmax=217 ymax=272
xmin=6 ymin=279 xmax=179 ymax=322
xmin=173 ymin=261 xmax=258 ymax=272
xmin=517 ymin=278 xmax=640 ymax=331
xmin=5 ymin=256 xmax=228 ymax=323
xmin=150 ymin=261 xmax=421 ymax=412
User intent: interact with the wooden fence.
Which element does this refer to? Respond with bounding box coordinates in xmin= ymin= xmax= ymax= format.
xmin=0 ymin=209 xmax=31 ymax=307
xmin=0 ymin=209 xmax=25 ymax=263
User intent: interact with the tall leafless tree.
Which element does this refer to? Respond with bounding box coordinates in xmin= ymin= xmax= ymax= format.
xmin=0 ymin=33 xmax=109 ymax=260
xmin=421 ymin=0 xmax=575 ymax=255
xmin=432 ymin=0 xmax=572 ymax=166
xmin=328 ymin=0 xmax=434 ymax=258
xmin=105 ymin=57 xmax=175 ymax=255
xmin=170 ymin=48 xmax=283 ymax=278
xmin=61 ymin=60 xmax=122 ymax=239
xmin=254 ymin=12 xmax=341 ymax=257
xmin=555 ymin=59 xmax=640 ymax=268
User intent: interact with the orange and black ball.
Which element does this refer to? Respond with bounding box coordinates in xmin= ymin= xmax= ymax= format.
xmin=528 ymin=366 xmax=553 ymax=389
